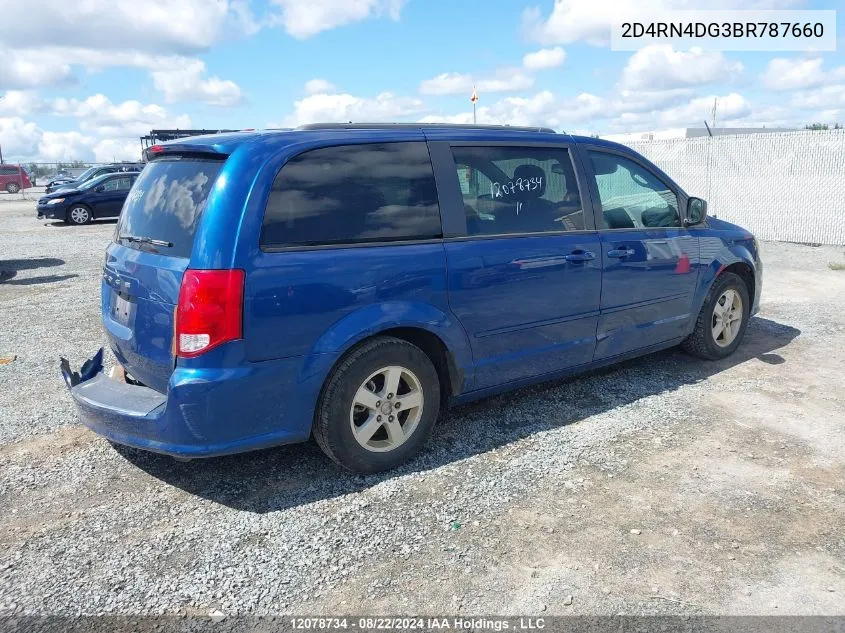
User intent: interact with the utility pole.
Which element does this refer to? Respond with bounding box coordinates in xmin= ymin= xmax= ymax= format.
xmin=711 ymin=97 xmax=718 ymax=131
xmin=0 ymin=143 xmax=4 ymax=164
xmin=471 ymin=86 xmax=478 ymax=124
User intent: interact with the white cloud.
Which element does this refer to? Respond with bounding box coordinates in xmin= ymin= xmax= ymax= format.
xmin=654 ymin=92 xmax=752 ymax=127
xmin=0 ymin=91 xmax=44 ymax=116
xmin=788 ymin=84 xmax=845 ymax=111
xmin=38 ymin=130 xmax=99 ymax=162
xmin=524 ymin=0 xmax=805 ymax=46
xmin=761 ymin=57 xmax=845 ymax=91
xmin=604 ymin=93 xmax=755 ymax=131
xmin=621 ymin=46 xmax=743 ymax=90
xmin=269 ymin=0 xmax=406 ymax=39
xmin=419 ymin=73 xmax=473 ymax=96
xmin=304 ymin=79 xmax=338 ymax=95
xmin=0 ymin=117 xmax=42 ymax=159
xmin=522 ymin=47 xmax=566 ymax=70
xmin=478 ymin=70 xmax=535 ymax=94
xmin=422 ymin=91 xmax=600 ymax=129
xmin=420 ymin=69 xmax=534 ymax=96
xmin=49 ymin=94 xmax=192 ymax=137
xmin=282 ymin=91 xmax=425 ymax=126
xmin=151 ymin=59 xmax=243 ymax=106
xmin=92 ymin=138 xmax=148 ymax=163
xmin=0 ymin=2 xmax=246 ymax=103
xmin=2 ymin=115 xmax=104 ymax=164
xmin=0 ymin=50 xmax=74 ymax=90
xmin=418 ymin=87 xmax=762 ymax=135
xmin=0 ymin=0 xmax=245 ymax=54
xmin=0 ymin=48 xmax=243 ymax=106
xmin=0 ymin=93 xmax=192 ymax=162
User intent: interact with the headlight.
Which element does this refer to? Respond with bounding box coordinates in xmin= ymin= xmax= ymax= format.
xmin=47 ymin=198 xmax=65 ymax=205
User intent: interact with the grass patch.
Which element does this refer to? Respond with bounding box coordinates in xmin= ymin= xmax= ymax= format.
xmin=829 ymin=261 xmax=845 ymax=271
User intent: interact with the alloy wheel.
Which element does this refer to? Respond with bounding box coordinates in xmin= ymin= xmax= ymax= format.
xmin=349 ymin=365 xmax=424 ymax=452
xmin=712 ymin=288 xmax=743 ymax=347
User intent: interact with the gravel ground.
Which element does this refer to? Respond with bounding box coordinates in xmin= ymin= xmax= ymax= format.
xmin=1 ymin=197 xmax=844 ymax=617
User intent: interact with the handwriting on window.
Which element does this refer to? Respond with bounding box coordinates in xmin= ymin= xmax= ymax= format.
xmin=491 ymin=177 xmax=543 ymax=198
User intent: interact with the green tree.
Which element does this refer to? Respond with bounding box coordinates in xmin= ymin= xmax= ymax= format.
xmin=805 ymin=123 xmax=830 ymax=130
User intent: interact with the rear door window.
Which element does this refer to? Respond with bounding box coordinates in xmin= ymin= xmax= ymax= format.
xmin=115 ymin=157 xmax=224 ymax=258
xmin=260 ymin=142 xmax=441 ymax=248
xmin=450 ymin=145 xmax=585 ymax=236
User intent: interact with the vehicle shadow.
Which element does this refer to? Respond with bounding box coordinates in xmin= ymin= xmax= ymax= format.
xmin=0 ymin=257 xmax=67 ymax=284
xmin=117 ymin=316 xmax=800 ymax=514
xmin=3 ymin=274 xmax=79 ymax=286
xmin=44 ymin=219 xmax=118 ymax=228
xmin=0 ymin=257 xmax=65 ymax=271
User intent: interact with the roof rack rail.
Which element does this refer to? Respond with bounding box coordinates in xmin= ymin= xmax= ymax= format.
xmin=297 ymin=122 xmax=557 ymax=133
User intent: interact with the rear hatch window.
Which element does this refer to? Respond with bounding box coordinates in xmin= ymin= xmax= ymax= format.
xmin=116 ymin=157 xmax=224 ymax=258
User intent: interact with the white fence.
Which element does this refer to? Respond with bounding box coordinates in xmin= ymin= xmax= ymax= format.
xmin=625 ymin=129 xmax=845 ymax=245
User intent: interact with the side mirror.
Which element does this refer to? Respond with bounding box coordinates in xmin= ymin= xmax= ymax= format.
xmin=95 ymin=185 xmax=105 ymax=193
xmin=684 ymin=197 xmax=707 ymax=226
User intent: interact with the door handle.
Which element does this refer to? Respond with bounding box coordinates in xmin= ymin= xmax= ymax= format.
xmin=607 ymin=248 xmax=635 ymax=258
xmin=564 ymin=250 xmax=595 ymax=262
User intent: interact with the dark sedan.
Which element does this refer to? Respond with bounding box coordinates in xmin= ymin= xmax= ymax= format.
xmin=37 ymin=172 xmax=139 ymax=225
xmin=45 ymin=163 xmax=143 ymax=194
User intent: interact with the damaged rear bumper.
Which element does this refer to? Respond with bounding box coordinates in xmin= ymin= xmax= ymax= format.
xmin=61 ymin=349 xmax=310 ymax=458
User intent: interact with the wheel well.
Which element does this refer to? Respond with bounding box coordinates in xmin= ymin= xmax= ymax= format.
xmin=378 ymin=327 xmax=461 ymax=405
xmin=721 ymin=262 xmax=755 ymax=300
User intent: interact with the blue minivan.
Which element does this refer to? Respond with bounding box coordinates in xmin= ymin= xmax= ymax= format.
xmin=62 ymin=124 xmax=761 ymax=473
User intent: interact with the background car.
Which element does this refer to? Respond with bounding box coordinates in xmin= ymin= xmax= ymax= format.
xmin=45 ymin=163 xmax=143 ymax=194
xmin=37 ymin=172 xmax=139 ymax=225
xmin=44 ymin=172 xmax=76 ymax=189
xmin=0 ymin=164 xmax=33 ymax=193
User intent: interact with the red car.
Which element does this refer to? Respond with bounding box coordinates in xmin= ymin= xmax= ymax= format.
xmin=0 ymin=164 xmax=34 ymax=193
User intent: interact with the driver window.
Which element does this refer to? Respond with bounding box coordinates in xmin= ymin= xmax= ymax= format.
xmin=451 ymin=146 xmax=584 ymax=236
xmin=101 ymin=178 xmax=120 ymax=192
xmin=588 ymin=151 xmax=680 ymax=229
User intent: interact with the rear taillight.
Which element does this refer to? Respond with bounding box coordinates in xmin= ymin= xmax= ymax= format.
xmin=175 ymin=269 xmax=244 ymax=358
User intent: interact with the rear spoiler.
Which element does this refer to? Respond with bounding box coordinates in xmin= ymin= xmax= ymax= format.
xmin=143 ymin=144 xmax=229 ymax=163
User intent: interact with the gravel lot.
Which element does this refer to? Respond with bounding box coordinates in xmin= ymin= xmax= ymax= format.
xmin=1 ymin=196 xmax=844 ymax=616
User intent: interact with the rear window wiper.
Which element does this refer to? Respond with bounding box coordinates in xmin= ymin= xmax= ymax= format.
xmin=118 ymin=234 xmax=173 ymax=247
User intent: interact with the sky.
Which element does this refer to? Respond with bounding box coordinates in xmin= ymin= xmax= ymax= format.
xmin=0 ymin=0 xmax=843 ymax=163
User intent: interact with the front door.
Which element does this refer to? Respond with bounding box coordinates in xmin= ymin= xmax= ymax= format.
xmin=583 ymin=148 xmax=700 ymax=360
xmin=441 ymin=143 xmax=602 ymax=389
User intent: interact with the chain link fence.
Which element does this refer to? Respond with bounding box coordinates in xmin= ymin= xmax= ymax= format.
xmin=626 ymin=129 xmax=845 ymax=245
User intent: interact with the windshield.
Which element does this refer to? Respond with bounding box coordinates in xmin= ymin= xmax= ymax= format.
xmin=73 ymin=167 xmax=98 ymax=181
xmin=78 ymin=174 xmax=112 ymax=191
xmin=115 ymin=157 xmax=224 ymax=258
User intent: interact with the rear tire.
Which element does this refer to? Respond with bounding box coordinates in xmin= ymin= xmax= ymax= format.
xmin=5 ymin=182 xmax=20 ymax=194
xmin=67 ymin=205 xmax=92 ymax=225
xmin=682 ymin=272 xmax=750 ymax=360
xmin=313 ymin=336 xmax=440 ymax=474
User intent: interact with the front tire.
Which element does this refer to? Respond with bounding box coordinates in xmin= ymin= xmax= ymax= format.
xmin=5 ymin=182 xmax=20 ymax=194
xmin=682 ymin=272 xmax=750 ymax=360
xmin=313 ymin=337 xmax=441 ymax=474
xmin=67 ymin=205 xmax=92 ymax=225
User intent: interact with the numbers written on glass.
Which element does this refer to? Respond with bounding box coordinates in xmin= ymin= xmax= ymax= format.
xmin=491 ymin=177 xmax=543 ymax=198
